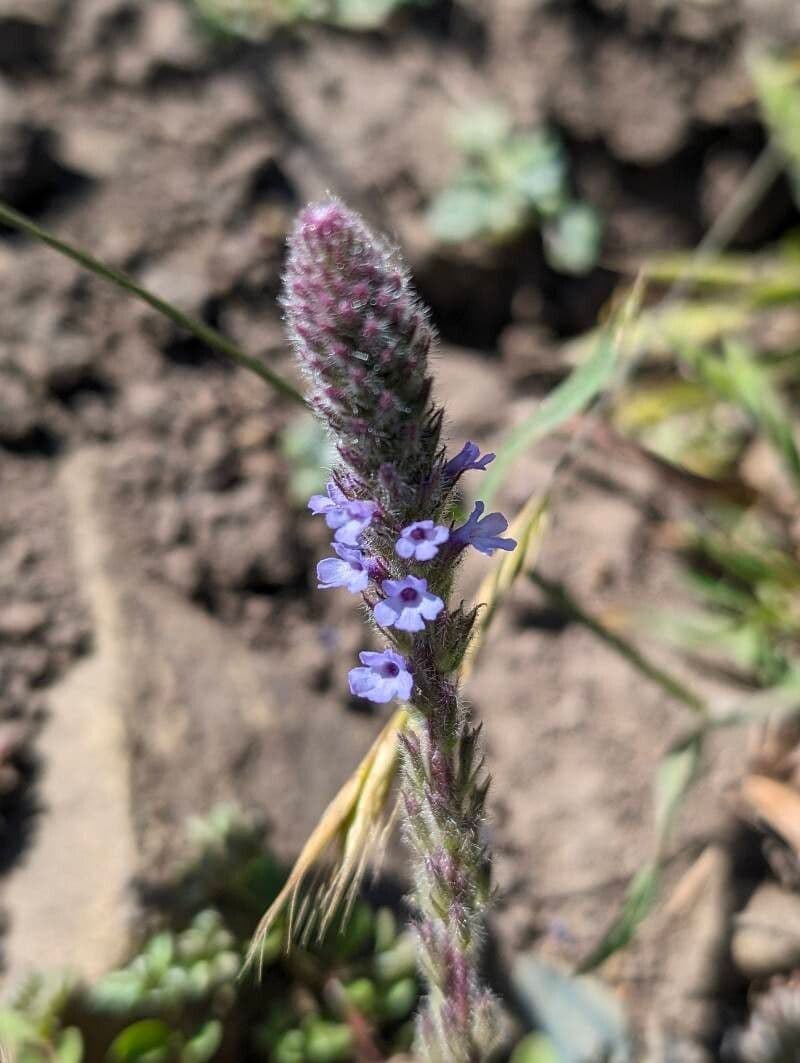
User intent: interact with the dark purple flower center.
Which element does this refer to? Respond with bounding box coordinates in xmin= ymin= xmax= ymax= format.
xmin=350 ymin=560 xmax=364 ymax=571
xmin=381 ymin=661 xmax=400 ymax=678
xmin=400 ymin=587 xmax=420 ymax=604
xmin=410 ymin=527 xmax=427 ymax=541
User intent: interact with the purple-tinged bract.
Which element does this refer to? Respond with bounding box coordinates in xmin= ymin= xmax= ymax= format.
xmin=373 ymin=575 xmax=444 ymax=632
xmin=283 ymin=199 xmax=439 ymax=501
xmin=348 ymin=649 xmax=413 ymax=704
xmin=396 ymin=520 xmax=449 ymax=562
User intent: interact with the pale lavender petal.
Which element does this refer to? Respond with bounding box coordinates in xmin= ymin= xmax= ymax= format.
xmin=395 ymin=607 xmax=426 ymax=632
xmin=395 ymin=537 xmax=416 ymax=559
xmin=414 ymin=540 xmax=439 ymax=561
xmin=419 ymin=593 xmax=444 ymax=620
xmin=395 ymin=670 xmax=414 ymax=701
xmin=316 ymin=557 xmax=349 ymax=587
xmin=373 ymin=599 xmax=397 ymax=627
xmin=359 ymin=650 xmax=389 ymax=668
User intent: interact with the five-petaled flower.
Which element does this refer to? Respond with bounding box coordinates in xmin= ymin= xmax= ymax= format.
xmin=373 ymin=575 xmax=444 ymax=632
xmin=317 ymin=543 xmax=370 ymax=594
xmin=395 ymin=520 xmax=449 ymax=562
xmin=308 ymin=481 xmax=378 ymax=546
xmin=348 ymin=649 xmax=413 ymax=704
xmin=451 ymin=501 xmax=517 ymax=556
xmin=443 ymin=441 xmax=495 ymax=480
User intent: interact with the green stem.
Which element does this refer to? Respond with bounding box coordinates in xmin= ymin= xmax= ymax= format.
xmin=0 ymin=199 xmax=307 ymax=407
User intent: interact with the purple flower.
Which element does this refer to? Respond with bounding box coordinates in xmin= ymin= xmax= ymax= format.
xmin=451 ymin=501 xmax=517 ymax=557
xmin=317 ymin=544 xmax=370 ymax=594
xmin=396 ymin=520 xmax=449 ymax=562
xmin=443 ymin=441 xmax=495 ymax=480
xmin=308 ymin=481 xmax=378 ymax=546
xmin=373 ymin=575 xmax=444 ymax=632
xmin=348 ymin=649 xmax=413 ymax=704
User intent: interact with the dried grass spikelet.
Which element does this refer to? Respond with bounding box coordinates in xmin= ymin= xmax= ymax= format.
xmin=245 ymin=490 xmax=551 ymax=977
xmin=245 ymin=706 xmax=409 ymax=975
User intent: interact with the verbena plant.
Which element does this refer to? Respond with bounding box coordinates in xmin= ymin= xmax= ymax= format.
xmin=249 ymin=199 xmax=517 ymax=1060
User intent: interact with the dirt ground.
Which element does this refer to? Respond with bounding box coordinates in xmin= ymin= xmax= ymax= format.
xmin=2 ymin=0 xmax=800 ymax=1054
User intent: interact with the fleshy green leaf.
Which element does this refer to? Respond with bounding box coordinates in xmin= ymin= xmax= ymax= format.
xmin=512 ymin=956 xmax=632 ymax=1061
xmin=108 ymin=1020 xmax=172 ymax=1062
xmin=502 ymin=133 xmax=566 ymax=214
xmin=182 ymin=1021 xmax=223 ymax=1063
xmin=543 ymin=203 xmax=602 ymax=275
xmin=452 ymin=104 xmax=512 ymax=156
xmin=427 ymin=183 xmax=494 ymax=243
xmin=510 ymin=1032 xmax=560 ymax=1063
xmin=55 ymin=1028 xmax=84 ymax=1063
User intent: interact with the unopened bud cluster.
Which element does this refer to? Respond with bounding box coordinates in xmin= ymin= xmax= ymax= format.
xmin=283 ymin=199 xmax=516 ymax=1062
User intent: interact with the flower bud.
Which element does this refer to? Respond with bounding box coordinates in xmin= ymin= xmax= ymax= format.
xmin=282 ymin=199 xmax=440 ymax=501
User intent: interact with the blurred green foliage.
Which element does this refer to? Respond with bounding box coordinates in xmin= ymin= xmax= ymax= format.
xmin=649 ymin=513 xmax=800 ymax=688
xmin=0 ymin=806 xmax=419 ymax=1062
xmin=192 ymin=0 xmax=433 ymax=36
xmin=753 ymin=50 xmax=800 ymax=206
xmin=279 ymin=412 xmax=335 ymax=507
xmin=427 ymin=105 xmax=602 ymax=274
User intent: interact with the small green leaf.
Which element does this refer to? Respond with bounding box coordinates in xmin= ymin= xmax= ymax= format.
xmin=510 ymin=1033 xmax=560 ymax=1063
xmin=512 ymin=957 xmax=632 ymax=1061
xmin=55 ymin=1028 xmax=84 ymax=1063
xmin=304 ymin=1019 xmax=355 ymax=1063
xmin=503 ymin=133 xmax=566 ymax=213
xmin=0 ymin=1009 xmax=41 ymax=1044
xmin=145 ymin=933 xmax=174 ymax=974
xmin=380 ymin=976 xmax=418 ymax=1022
xmin=182 ymin=1021 xmax=223 ymax=1063
xmin=543 ymin=203 xmax=602 ymax=275
xmin=335 ymin=0 xmax=402 ymax=28
xmin=427 ymin=183 xmax=493 ymax=243
xmin=452 ymin=104 xmax=512 ymax=156
xmin=108 ymin=1020 xmax=172 ymax=1062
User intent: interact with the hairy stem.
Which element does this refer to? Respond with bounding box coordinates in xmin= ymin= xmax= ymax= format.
xmin=400 ymin=670 xmax=496 ymax=1061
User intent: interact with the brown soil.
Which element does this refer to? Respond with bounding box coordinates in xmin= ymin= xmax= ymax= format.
xmin=2 ymin=0 xmax=799 ymax=1053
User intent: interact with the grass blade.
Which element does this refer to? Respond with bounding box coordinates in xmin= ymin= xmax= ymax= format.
xmin=529 ymin=573 xmax=706 ymax=713
xmin=481 ymin=330 xmax=619 ymax=507
xmin=578 ymin=861 xmax=660 ymax=973
xmin=0 ymin=199 xmax=306 ymax=406
xmin=753 ymin=51 xmax=800 ymax=206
